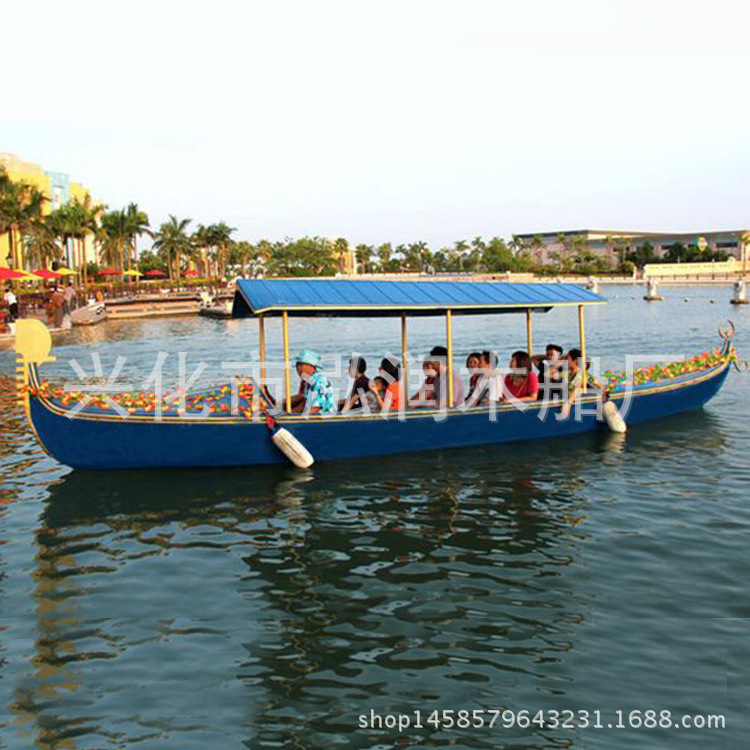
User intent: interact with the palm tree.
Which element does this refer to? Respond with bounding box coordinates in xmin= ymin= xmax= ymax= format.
xmin=96 ymin=209 xmax=129 ymax=278
xmin=256 ymin=239 xmax=273 ymax=272
xmin=153 ymin=216 xmax=192 ymax=281
xmin=432 ymin=250 xmax=448 ymax=272
xmin=469 ymin=236 xmax=486 ymax=271
xmin=453 ymin=239 xmax=470 ymax=271
xmin=191 ymin=224 xmax=213 ymax=276
xmin=412 ymin=241 xmax=432 ymax=273
xmin=0 ymin=167 xmax=12 ymax=263
xmin=0 ymin=168 xmax=46 ymax=273
xmin=65 ymin=196 xmax=105 ymax=286
xmin=333 ymin=237 xmax=351 ymax=274
xmin=67 ymin=201 xmax=89 ymax=283
xmin=25 ymin=217 xmax=58 ymax=269
xmin=81 ymin=196 xmax=105 ymax=286
xmin=229 ymin=240 xmax=261 ymax=277
xmin=124 ymin=203 xmax=151 ymax=276
xmin=191 ymin=222 xmax=236 ymax=277
xmin=45 ymin=206 xmax=75 ymax=268
xmin=556 ymin=233 xmax=587 ymax=271
xmin=403 ymin=242 xmax=427 ymax=272
xmin=529 ymin=235 xmax=544 ymax=266
xmin=355 ymin=244 xmax=373 ymax=274
xmin=376 ymin=243 xmax=392 ymax=271
xmin=211 ymin=222 xmax=237 ymax=278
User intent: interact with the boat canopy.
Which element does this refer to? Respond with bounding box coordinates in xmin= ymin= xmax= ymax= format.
xmin=232 ymin=279 xmax=606 ymax=318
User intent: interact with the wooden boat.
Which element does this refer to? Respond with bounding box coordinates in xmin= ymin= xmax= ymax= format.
xmin=13 ymin=279 xmax=738 ymax=470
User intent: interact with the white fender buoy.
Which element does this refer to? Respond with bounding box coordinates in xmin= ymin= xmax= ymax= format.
xmin=644 ymin=279 xmax=663 ymax=301
xmin=731 ymin=280 xmax=748 ymax=305
xmin=603 ymin=400 xmax=627 ymax=433
xmin=272 ymin=427 xmax=315 ymax=468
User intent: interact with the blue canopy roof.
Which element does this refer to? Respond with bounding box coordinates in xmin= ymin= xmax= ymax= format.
xmin=232 ymin=278 xmax=606 ymax=318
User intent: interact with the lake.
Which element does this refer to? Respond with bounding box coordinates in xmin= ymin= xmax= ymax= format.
xmin=0 ymin=285 xmax=748 ymax=749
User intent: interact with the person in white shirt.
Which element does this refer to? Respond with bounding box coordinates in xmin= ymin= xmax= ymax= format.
xmin=410 ymin=346 xmax=465 ymax=408
xmin=465 ymin=350 xmax=501 ymax=406
xmin=63 ymin=283 xmax=77 ymax=314
xmin=4 ymin=287 xmax=18 ymax=321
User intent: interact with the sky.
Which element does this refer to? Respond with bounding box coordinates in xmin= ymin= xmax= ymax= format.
xmin=3 ymin=0 xmax=749 ymax=248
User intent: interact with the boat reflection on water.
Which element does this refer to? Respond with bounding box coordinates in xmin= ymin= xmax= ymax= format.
xmin=8 ymin=409 xmax=730 ymax=749
xmin=0 ymin=374 xmax=33 ymax=485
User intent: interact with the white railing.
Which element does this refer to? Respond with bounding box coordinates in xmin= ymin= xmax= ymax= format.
xmin=644 ymin=258 xmax=744 ymax=277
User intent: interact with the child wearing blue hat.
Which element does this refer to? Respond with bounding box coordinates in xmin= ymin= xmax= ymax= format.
xmin=291 ymin=349 xmax=336 ymax=414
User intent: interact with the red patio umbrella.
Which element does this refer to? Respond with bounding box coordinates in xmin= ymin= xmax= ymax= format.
xmin=145 ymin=269 xmax=167 ymax=278
xmin=32 ymin=268 xmax=62 ymax=280
xmin=98 ymin=268 xmax=120 ymax=276
xmin=184 ymin=269 xmax=199 ymax=277
xmin=0 ymin=267 xmax=27 ymax=280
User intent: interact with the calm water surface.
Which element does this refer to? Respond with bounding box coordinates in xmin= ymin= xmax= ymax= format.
xmin=0 ymin=285 xmax=748 ymax=749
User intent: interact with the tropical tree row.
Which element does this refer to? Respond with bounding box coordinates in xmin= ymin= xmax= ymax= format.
xmin=0 ymin=166 xmax=587 ymax=282
xmin=7 ymin=165 xmax=737 ymax=284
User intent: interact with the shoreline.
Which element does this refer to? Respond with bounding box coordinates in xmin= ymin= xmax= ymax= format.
xmin=2 ymin=276 xmax=745 ymax=346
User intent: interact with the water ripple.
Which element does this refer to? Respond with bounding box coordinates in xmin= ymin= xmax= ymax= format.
xmin=0 ymin=290 xmax=748 ymax=748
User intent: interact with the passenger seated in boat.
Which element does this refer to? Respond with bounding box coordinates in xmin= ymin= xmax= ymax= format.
xmin=409 ymin=361 xmax=438 ymax=407
xmin=533 ymin=344 xmax=564 ymax=400
xmin=288 ymin=376 xmax=307 ymax=411
xmin=339 ymin=355 xmax=370 ymax=411
xmin=500 ymin=350 xmax=539 ymax=402
xmin=410 ymin=346 xmax=465 ymax=407
xmin=466 ymin=352 xmax=482 ymax=397
xmin=291 ymin=349 xmax=336 ymax=414
xmin=378 ymin=356 xmax=403 ymax=412
xmin=365 ymin=376 xmax=388 ymax=411
xmin=560 ymin=348 xmax=606 ymax=417
xmin=465 ymin=350 xmax=499 ymax=406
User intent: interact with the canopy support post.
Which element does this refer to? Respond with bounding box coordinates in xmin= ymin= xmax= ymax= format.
xmin=258 ymin=316 xmax=266 ymax=384
xmin=446 ymin=309 xmax=454 ymax=407
xmin=401 ymin=314 xmax=408 ymax=405
xmin=526 ymin=308 xmax=533 ymax=358
xmin=578 ymin=304 xmax=587 ymax=393
xmin=282 ymin=310 xmax=292 ymax=411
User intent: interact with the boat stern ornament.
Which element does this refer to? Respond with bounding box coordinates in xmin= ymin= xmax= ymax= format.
xmin=14 ymin=318 xmax=56 ymax=408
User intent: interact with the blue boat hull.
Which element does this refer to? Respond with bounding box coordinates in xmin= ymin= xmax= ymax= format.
xmin=26 ymin=361 xmax=731 ymax=470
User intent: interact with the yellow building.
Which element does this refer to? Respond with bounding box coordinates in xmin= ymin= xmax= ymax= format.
xmin=0 ymin=152 xmax=97 ymax=270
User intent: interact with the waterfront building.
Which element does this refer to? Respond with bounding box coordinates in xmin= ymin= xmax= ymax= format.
xmin=513 ymin=229 xmax=750 ymax=269
xmin=0 ymin=153 xmax=98 ymax=271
